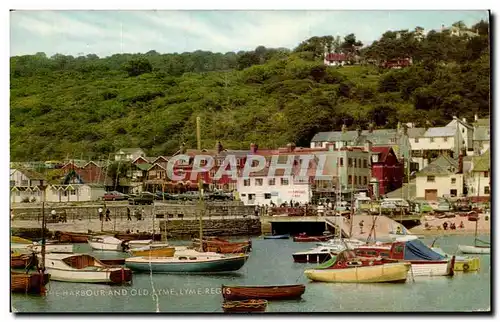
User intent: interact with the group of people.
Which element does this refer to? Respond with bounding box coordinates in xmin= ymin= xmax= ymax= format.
xmin=97 ymin=207 xmax=145 ymax=221
xmin=441 ymin=221 xmax=464 ymax=230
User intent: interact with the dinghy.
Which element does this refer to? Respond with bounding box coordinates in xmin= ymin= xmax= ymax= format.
xmin=88 ymin=236 xmax=152 ymax=251
xmin=304 ymin=250 xmax=410 ymax=283
xmin=457 ymin=219 xmax=490 ymax=254
xmin=42 ymin=253 xmax=132 ymax=284
xmin=222 ymin=284 xmax=305 ymax=300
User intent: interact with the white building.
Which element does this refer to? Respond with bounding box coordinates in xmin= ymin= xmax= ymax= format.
xmin=10 ymin=168 xmax=47 ymax=203
xmin=114 ymin=148 xmax=146 ymax=162
xmin=236 ymin=167 xmax=311 ymax=206
xmin=415 ymin=154 xmax=464 ymax=200
xmin=472 ymin=117 xmax=490 ymax=155
xmin=465 ymin=149 xmax=490 ymax=200
xmin=45 ymin=184 xmax=106 ymax=203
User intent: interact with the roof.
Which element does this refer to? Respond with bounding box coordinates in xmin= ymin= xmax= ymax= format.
xmin=370 ymin=146 xmax=392 ymax=163
xmin=472 ymin=149 xmax=490 ymax=172
xmin=325 ymin=53 xmax=348 ymax=61
xmin=116 ymin=148 xmax=144 ymax=154
xmin=63 ymin=160 xmax=88 ymax=168
xmin=446 ymin=118 xmax=473 ymax=130
xmin=135 ymin=163 xmax=152 ymax=171
xmin=311 ymin=129 xmax=399 ymax=144
xmin=407 ymin=127 xmax=426 ymax=138
xmin=16 ymin=168 xmax=46 ymax=181
xmin=473 ymin=118 xmax=490 ymax=127
xmin=423 ymin=127 xmax=456 ymax=137
xmin=473 ymin=126 xmax=490 ymax=141
xmin=417 ymin=154 xmax=459 ymax=176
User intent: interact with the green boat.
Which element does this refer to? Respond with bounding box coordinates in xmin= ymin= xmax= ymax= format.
xmin=125 ymin=253 xmax=249 ymax=273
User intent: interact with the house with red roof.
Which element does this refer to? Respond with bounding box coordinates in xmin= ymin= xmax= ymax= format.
xmin=324 ymin=53 xmax=349 ymax=66
xmin=370 ymin=146 xmax=404 ymax=197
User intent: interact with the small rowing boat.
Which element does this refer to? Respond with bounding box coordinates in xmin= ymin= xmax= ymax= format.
xmin=222 ymin=284 xmax=305 ymax=300
xmin=222 ymin=299 xmax=267 ymax=313
xmin=263 ymin=234 xmax=290 ymax=240
xmin=293 ymin=233 xmax=333 ymax=242
xmin=11 ymin=271 xmax=50 ymax=295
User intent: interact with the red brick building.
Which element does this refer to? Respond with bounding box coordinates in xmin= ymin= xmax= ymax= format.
xmin=370 ymin=146 xmax=404 ymax=196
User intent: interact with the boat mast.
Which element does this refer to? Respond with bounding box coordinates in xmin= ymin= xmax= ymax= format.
xmin=41 ymin=184 xmax=46 ymax=272
xmin=349 ymin=163 xmax=354 ymax=237
xmin=474 ymin=217 xmax=478 ymax=246
xmin=196 ymin=116 xmax=204 ymax=251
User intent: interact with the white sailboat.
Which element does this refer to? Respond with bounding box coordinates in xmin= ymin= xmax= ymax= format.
xmin=43 ymin=253 xmax=132 ymax=284
xmin=458 ymin=216 xmax=490 ymax=254
xmin=88 ymin=235 xmax=151 ymax=251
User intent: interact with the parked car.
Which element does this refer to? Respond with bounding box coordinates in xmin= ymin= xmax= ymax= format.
xmin=178 ymin=191 xmax=205 ymax=201
xmin=412 ymin=200 xmax=434 ymax=213
xmin=435 ymin=201 xmax=451 ymax=213
xmin=155 ymin=192 xmax=179 ymax=200
xmin=207 ymin=191 xmax=232 ymax=201
xmin=103 ymin=191 xmax=129 ymax=201
xmin=128 ymin=193 xmax=155 ymax=205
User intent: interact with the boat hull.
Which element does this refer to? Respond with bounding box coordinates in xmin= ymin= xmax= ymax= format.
xmin=292 ymin=253 xmax=333 ymax=264
xmin=88 ymin=241 xmax=123 ymax=251
xmin=222 ymin=284 xmax=305 ymax=300
xmin=222 ymin=300 xmax=267 ymax=313
xmin=458 ymin=245 xmax=490 ymax=254
xmin=56 ymin=232 xmax=90 ymax=243
xmin=304 ymin=263 xmax=410 ymax=283
xmin=406 ymin=261 xmax=454 ymax=277
xmin=11 ymin=271 xmax=50 ymax=294
xmin=30 ymin=244 xmax=74 ymax=253
xmin=263 ymin=235 xmax=289 ymax=240
xmin=293 ymin=235 xmax=332 ymax=242
xmin=125 ymin=255 xmax=248 ymax=273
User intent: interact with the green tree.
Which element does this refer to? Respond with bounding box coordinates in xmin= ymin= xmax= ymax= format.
xmin=123 ymin=58 xmax=153 ymax=77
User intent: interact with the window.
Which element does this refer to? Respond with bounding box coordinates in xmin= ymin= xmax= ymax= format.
xmin=339 ymin=158 xmax=344 ymax=167
xmin=200 ymin=159 xmax=207 ymax=166
xmin=264 ymin=193 xmax=271 ymax=199
xmin=450 ymin=189 xmax=457 ymax=197
xmin=281 ymin=178 xmax=289 ymax=185
xmin=354 ymin=176 xmax=357 ymax=184
xmin=430 ymin=138 xmax=434 ymax=143
xmin=268 ymin=178 xmax=275 ymax=186
xmin=462 ymin=128 xmax=465 ymax=133
xmin=348 ymin=175 xmax=352 ymax=184
xmin=390 ymin=138 xmax=396 ymax=143
xmin=364 ymin=177 xmax=368 ymax=185
xmin=21 ymin=180 xmax=28 ymax=186
xmin=348 ymin=158 xmax=352 ymax=167
xmin=363 ymin=160 xmax=368 ymax=168
xmin=484 ymin=171 xmax=489 ymax=178
xmin=71 ymin=189 xmax=76 ymax=195
xmin=353 ymin=159 xmax=357 ymax=168
xmin=451 ymin=178 xmax=456 ymax=184
xmin=243 ymin=179 xmax=250 ymax=186
xmin=415 ymin=138 xmax=419 ymax=143
xmin=255 ymin=178 xmax=263 ymax=186
xmin=16 ymin=191 xmax=20 ymax=196
xmin=427 ymin=176 xmax=435 ymax=182
xmin=484 ymin=186 xmax=490 ymax=195
xmin=251 ymin=160 xmax=259 ymax=166
xmin=443 ymin=137 xmax=448 ymax=142
xmin=241 ymin=194 xmax=246 ymax=197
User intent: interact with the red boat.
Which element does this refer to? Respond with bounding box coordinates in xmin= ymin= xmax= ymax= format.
xmin=54 ymin=231 xmax=90 ymax=243
xmin=222 ymin=284 xmax=305 ymax=300
xmin=293 ymin=233 xmax=333 ymax=242
xmin=353 ymin=240 xmax=455 ymax=276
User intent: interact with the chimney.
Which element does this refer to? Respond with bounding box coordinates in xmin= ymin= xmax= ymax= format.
xmin=462 ymin=117 xmax=467 ymax=123
xmin=474 ymin=114 xmax=478 ymax=122
xmin=364 ymin=140 xmax=372 ymax=153
xmin=179 ymin=142 xmax=186 ymax=154
xmin=441 ymin=24 xmax=445 ymax=31
xmin=397 ymin=122 xmax=401 ymax=133
xmin=250 ymin=143 xmax=258 ymax=154
xmin=368 ymin=123 xmax=375 ymax=133
xmin=402 ymin=124 xmax=408 ymax=135
xmin=341 ymin=124 xmax=347 ymax=133
xmin=286 ymin=143 xmax=295 ymax=152
xmin=458 ymin=151 xmax=464 ymax=174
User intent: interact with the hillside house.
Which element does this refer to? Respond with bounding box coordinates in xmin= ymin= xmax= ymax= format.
xmin=472 ymin=117 xmax=490 ymax=155
xmin=324 ymin=53 xmax=349 ymax=66
xmin=115 ymin=148 xmax=145 ymax=162
xmin=45 ymin=184 xmax=106 ymax=203
xmin=415 ymin=154 xmax=464 ymax=200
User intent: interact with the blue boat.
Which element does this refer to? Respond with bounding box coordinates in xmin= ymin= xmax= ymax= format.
xmin=125 ymin=254 xmax=249 ymax=273
xmin=263 ymin=234 xmax=290 ymax=240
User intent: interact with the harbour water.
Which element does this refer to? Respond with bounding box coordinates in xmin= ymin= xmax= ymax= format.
xmin=11 ymin=234 xmax=490 ymax=313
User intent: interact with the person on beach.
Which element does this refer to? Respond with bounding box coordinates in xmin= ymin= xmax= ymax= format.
xmin=105 ymin=208 xmax=111 ymax=221
xmin=98 ymin=207 xmax=103 ymax=221
xmin=127 ymin=207 xmax=132 ymax=221
xmin=459 ymin=221 xmax=464 ymax=229
xmin=443 ymin=222 xmax=448 ymax=230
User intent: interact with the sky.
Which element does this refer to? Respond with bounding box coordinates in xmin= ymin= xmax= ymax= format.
xmin=10 ymin=10 xmax=490 ymax=58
